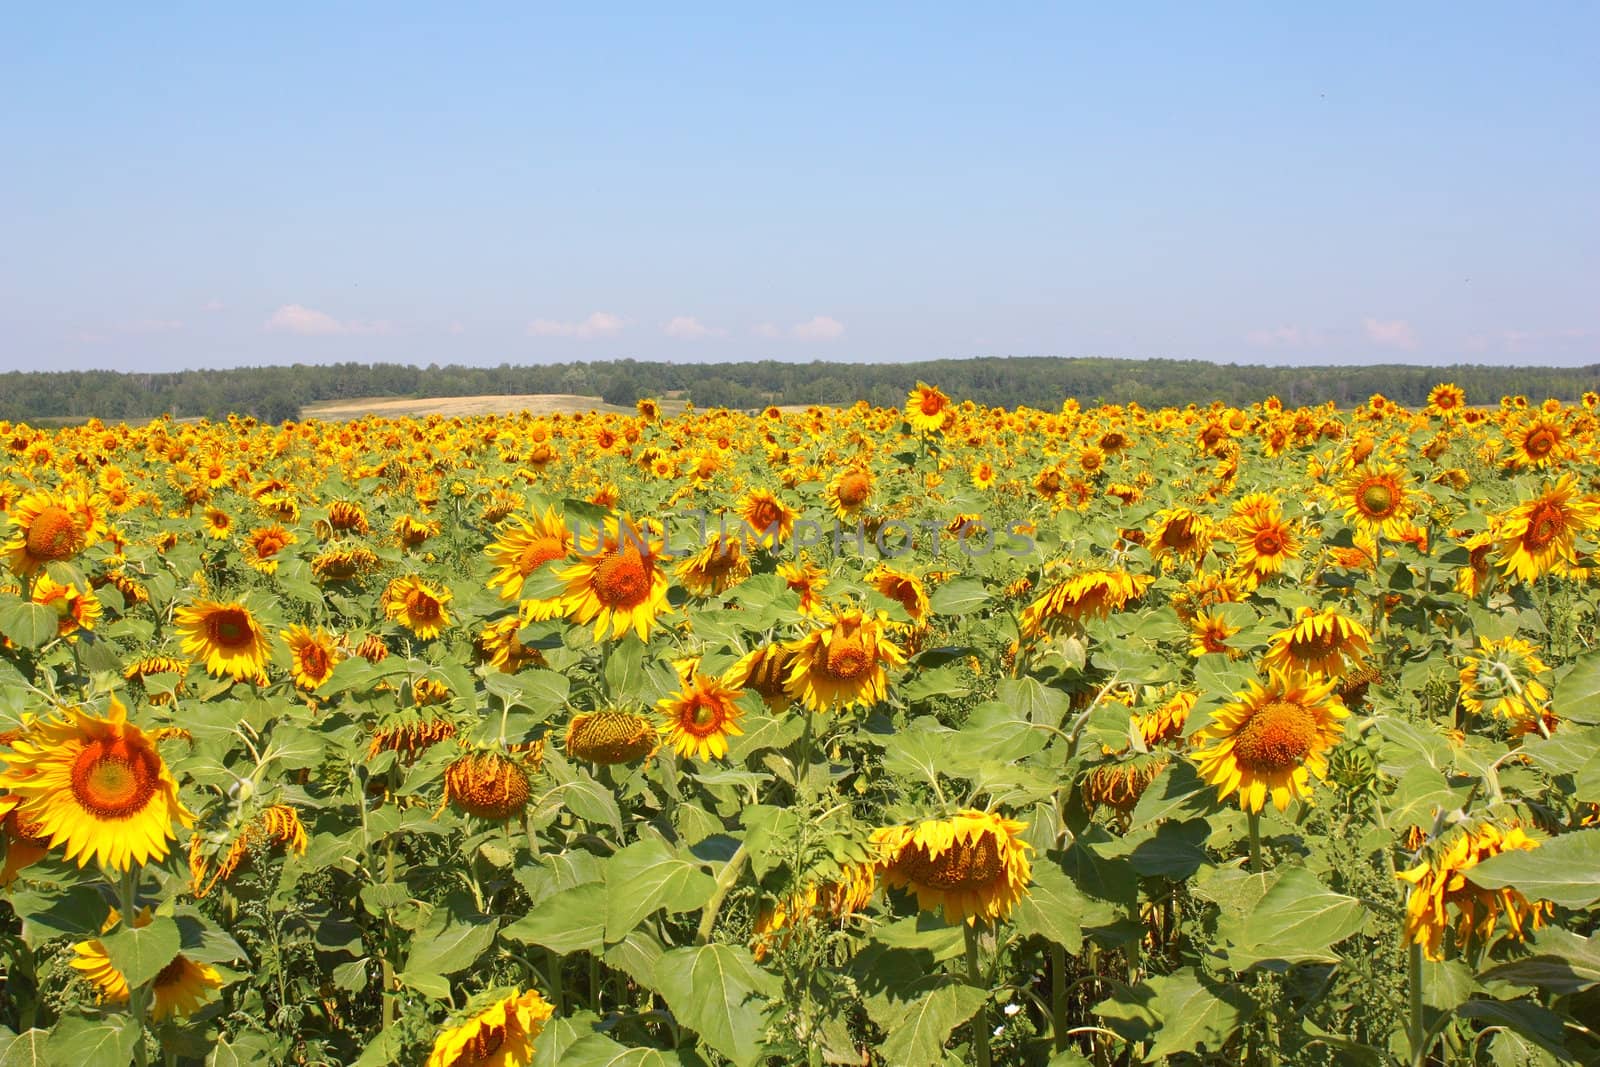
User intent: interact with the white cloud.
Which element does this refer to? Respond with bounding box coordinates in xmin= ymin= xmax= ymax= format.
xmin=751 ymin=322 xmax=781 ymax=339
xmin=265 ymin=304 xmax=392 ymax=336
xmin=663 ymin=316 xmax=726 ymax=340
xmin=790 ymin=315 xmax=845 ymax=341
xmin=448 ymin=320 xmax=466 ymax=335
xmin=527 ymin=312 xmax=624 ymax=339
xmin=203 ymin=300 xmax=226 ymax=312
xmin=1363 ymin=317 xmax=1417 ymax=350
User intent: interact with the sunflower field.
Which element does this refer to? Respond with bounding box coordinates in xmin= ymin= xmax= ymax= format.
xmin=1 ymin=383 xmax=1598 ymax=1067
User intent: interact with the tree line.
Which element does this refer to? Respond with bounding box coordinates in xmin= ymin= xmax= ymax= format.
xmin=3 ymin=357 xmax=1597 ymax=423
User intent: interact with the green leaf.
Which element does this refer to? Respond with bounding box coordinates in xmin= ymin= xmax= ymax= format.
xmin=502 ymin=884 xmax=607 ymax=955
xmin=1552 ymin=651 xmax=1600 ymax=724
xmin=1469 ymin=830 xmax=1600 ymax=907
xmin=899 ymin=665 xmax=972 ymax=703
xmin=928 ymin=578 xmax=991 ymax=616
xmin=653 ymin=944 xmax=779 ymax=1067
xmin=6 ymin=883 xmax=112 ymax=947
xmin=206 ymin=1029 xmax=280 ymax=1067
xmin=604 ymin=838 xmax=716 ymax=942
xmin=401 ymin=901 xmax=499 ymax=977
xmin=1129 ymin=760 xmax=1215 ymax=826
xmin=0 ymin=1029 xmax=51 ymax=1067
xmin=878 ymin=981 xmax=987 ymax=1067
xmin=101 ymin=915 xmax=182 ymax=989
xmin=558 ymin=1034 xmax=687 ymax=1066
xmin=997 ymin=676 xmax=1071 ymax=727
xmin=603 ymin=638 xmax=647 ymax=701
xmin=47 ymin=1015 xmax=141 ymax=1065
xmin=1012 ymin=859 xmax=1087 ymax=953
xmin=1479 ymin=929 xmax=1600 ymax=994
xmin=1215 ymin=866 xmax=1369 ymax=970
xmin=1125 ymin=818 xmax=1212 ymax=880
xmin=0 ymin=601 xmax=57 ymax=649
xmin=1144 ymin=970 xmax=1252 ymax=1058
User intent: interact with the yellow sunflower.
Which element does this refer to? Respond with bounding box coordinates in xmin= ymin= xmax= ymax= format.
xmin=1398 ymin=822 xmax=1554 ymax=961
xmin=31 ymin=573 xmax=101 ymax=639
xmin=778 ymin=558 xmax=829 ymax=615
xmin=565 ymin=710 xmax=660 ymax=765
xmin=72 ymin=907 xmax=223 ymax=1021
xmin=674 ymin=532 xmax=750 ymax=597
xmin=2 ymin=488 xmax=99 ymax=575
xmin=484 ymin=506 xmax=573 ymax=612
xmin=202 ymin=506 xmax=233 ymax=540
xmin=873 ymin=809 xmax=1032 ymax=925
xmin=424 ymin=988 xmax=556 ymax=1067
xmin=0 ymin=697 xmax=193 ymax=870
xmin=1426 ymin=382 xmax=1466 ymax=418
xmin=1454 ymin=527 xmax=1497 ymax=596
xmin=1148 ymin=507 xmax=1215 ymax=568
xmin=783 ymin=610 xmax=906 ymax=713
xmin=905 ymin=382 xmax=952 ymax=433
xmin=1228 ymin=506 xmax=1301 ymax=581
xmin=283 ymin=624 xmax=343 ymax=691
xmin=175 ymin=600 xmax=272 ymax=683
xmin=1018 ymin=569 xmax=1153 ymax=638
xmin=1188 ymin=609 xmax=1242 ymax=659
xmin=555 ymin=517 xmax=671 ymax=641
xmin=242 ymin=525 xmax=297 ymax=574
xmin=1495 ymin=473 xmax=1600 ymax=583
xmin=1339 ymin=462 xmax=1414 ymax=538
xmin=739 ymin=488 xmax=798 ymax=548
xmin=1507 ymin=417 xmax=1568 ymax=469
xmin=752 ymin=862 xmax=877 ymax=960
xmin=442 ymin=750 xmax=531 ymax=821
xmin=1261 ymin=607 xmax=1371 ymax=679
xmin=823 ymin=466 xmax=875 ymax=520
xmin=868 ymin=565 xmax=930 ymax=626
xmin=383 ymin=576 xmax=453 ymax=640
xmin=1457 ymin=636 xmax=1549 ymax=722
xmin=658 ymin=671 xmax=746 ymax=760
xmin=1190 ymin=669 xmax=1348 ymax=812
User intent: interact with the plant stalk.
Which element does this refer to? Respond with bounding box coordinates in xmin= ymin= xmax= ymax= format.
xmin=964 ymin=922 xmax=992 ymax=1067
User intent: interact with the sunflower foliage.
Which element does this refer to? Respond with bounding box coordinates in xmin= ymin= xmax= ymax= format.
xmin=0 ymin=387 xmax=1597 ymax=1065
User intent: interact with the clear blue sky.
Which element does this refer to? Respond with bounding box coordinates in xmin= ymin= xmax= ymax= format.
xmin=3 ymin=4 xmax=1596 ymax=372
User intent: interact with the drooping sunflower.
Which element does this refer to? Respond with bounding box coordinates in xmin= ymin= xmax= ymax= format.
xmin=190 ymin=804 xmax=309 ymax=898
xmin=283 ymin=624 xmax=343 ymax=691
xmin=658 ymin=671 xmax=746 ymax=761
xmin=1132 ymin=691 xmax=1195 ymax=749
xmin=383 ymin=576 xmax=453 ymax=640
xmin=175 ymin=600 xmax=272 ymax=683
xmin=442 ymin=750 xmax=531 ymax=821
xmin=1148 ymin=507 xmax=1216 ymax=568
xmin=368 ymin=712 xmax=457 ymax=762
xmin=778 ymin=558 xmax=829 ymax=615
xmin=0 ymin=697 xmax=193 ymax=870
xmin=752 ymin=862 xmax=877 ymax=960
xmin=31 ymin=573 xmax=101 ymax=639
xmin=1082 ymin=752 xmax=1170 ymax=815
xmin=2 ymin=488 xmax=99 ymax=575
xmin=1228 ymin=505 xmax=1301 ymax=581
xmin=555 ymin=517 xmax=671 ymax=641
xmin=122 ymin=655 xmax=189 ymax=705
xmin=1454 ymin=527 xmax=1497 ymax=596
xmin=784 ymin=610 xmax=907 ymax=713
xmin=1339 ymin=463 xmax=1414 ymax=538
xmin=905 ymin=382 xmax=952 ymax=433
xmin=1495 ymin=474 xmax=1600 ymax=583
xmin=242 ymin=525 xmax=297 ymax=574
xmin=1190 ymin=669 xmax=1348 ymax=812
xmin=873 ymin=809 xmax=1033 ymax=925
xmin=1188 ymin=608 xmax=1242 ymax=659
xmin=1018 ymin=569 xmax=1154 ymax=638
xmin=311 ymin=541 xmax=379 ymax=582
xmin=424 ymin=988 xmax=556 ymax=1067
xmin=1398 ymin=821 xmax=1554 ymax=961
xmin=565 ymin=710 xmax=660 ymax=765
xmin=72 ymin=907 xmax=223 ymax=1021
xmin=477 ymin=610 xmax=545 ymax=674
xmin=868 ymin=565 xmax=930 ymax=627
xmin=1 ymin=800 xmax=51 ymax=885
xmin=724 ymin=643 xmax=797 ymax=711
xmin=1261 ymin=607 xmax=1371 ymax=679
xmin=674 ymin=533 xmax=750 ymax=597
xmin=739 ymin=488 xmax=798 ymax=548
xmin=824 ymin=466 xmax=875 ymax=520
xmin=484 ymin=506 xmax=573 ymax=613
xmin=1458 ymin=636 xmax=1550 ymax=722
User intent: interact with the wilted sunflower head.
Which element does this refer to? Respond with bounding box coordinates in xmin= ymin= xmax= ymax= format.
xmin=873 ymin=809 xmax=1033 ymax=925
xmin=565 ymin=709 xmax=659 ymax=765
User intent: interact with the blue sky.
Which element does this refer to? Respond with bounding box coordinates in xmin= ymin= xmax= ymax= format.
xmin=2 ymin=4 xmax=1596 ymax=372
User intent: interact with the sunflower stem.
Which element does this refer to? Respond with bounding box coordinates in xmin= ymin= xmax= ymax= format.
xmin=1406 ymin=941 xmax=1426 ymax=1067
xmin=1247 ymin=811 xmax=1263 ymax=871
xmin=1050 ymin=942 xmax=1068 ymax=1053
xmin=696 ymin=843 xmax=748 ymax=945
xmin=380 ymin=838 xmax=397 ymax=1030
xmin=964 ymin=922 xmax=992 ymax=1067
xmin=117 ymin=868 xmax=150 ymax=1067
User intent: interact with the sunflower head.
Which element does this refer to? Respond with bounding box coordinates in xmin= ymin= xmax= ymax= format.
xmin=783 ymin=610 xmax=906 ymax=713
xmin=1191 ymin=669 xmax=1349 ymax=812
xmin=565 ymin=710 xmax=659 ymax=765
xmin=443 ymin=750 xmax=532 ymax=821
xmin=873 ymin=809 xmax=1033 ymax=925
xmin=175 ymin=600 xmax=272 ymax=683
xmin=425 ymin=988 xmax=556 ymax=1067
xmin=1398 ymin=821 xmax=1554 ymax=961
xmin=658 ymin=673 xmax=746 ymax=761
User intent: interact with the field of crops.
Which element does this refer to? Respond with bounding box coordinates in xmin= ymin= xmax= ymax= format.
xmin=0 ymin=384 xmax=1597 ymax=1067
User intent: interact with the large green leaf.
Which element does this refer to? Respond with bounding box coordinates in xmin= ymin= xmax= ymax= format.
xmin=1552 ymin=651 xmax=1600 ymax=724
xmin=558 ymin=1035 xmax=686 ymax=1066
xmin=102 ymin=915 xmax=182 ymax=989
xmin=502 ymin=883 xmax=607 ymax=955
xmin=1469 ymin=830 xmax=1600 ymax=907
xmin=1145 ymin=970 xmax=1252 ymax=1058
xmin=46 ymin=1016 xmax=141 ymax=1066
xmin=401 ymin=900 xmax=499 ymax=977
xmin=653 ymin=944 xmax=779 ymax=1067
xmin=0 ymin=1029 xmax=50 ymax=1067
xmin=604 ymin=838 xmax=715 ymax=942
xmin=0 ymin=601 xmax=57 ymax=650
xmin=1129 ymin=760 xmax=1215 ymax=826
xmin=1215 ymin=866 xmax=1369 ymax=969
xmin=928 ymin=578 xmax=991 ymax=616
xmin=1012 ymin=857 xmax=1088 ymax=953
xmin=877 ymin=981 xmax=988 ymax=1067
xmin=1479 ymin=929 xmax=1600 ymax=994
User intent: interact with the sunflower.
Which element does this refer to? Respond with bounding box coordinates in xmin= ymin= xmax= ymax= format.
xmin=0 ymin=698 xmax=193 ymax=870
xmin=778 ymin=558 xmax=829 ymax=615
xmin=905 ymin=382 xmax=952 ymax=433
xmin=1 ymin=797 xmax=50 ymax=885
xmin=1495 ymin=474 xmax=1600 ymax=582
xmin=1262 ymin=607 xmax=1371 ymax=679
xmin=1132 ymin=691 xmax=1195 ymax=748
xmin=283 ymin=624 xmax=343 ymax=691
xmin=783 ymin=610 xmax=906 ymax=713
xmin=752 ymin=862 xmax=877 ymax=960
xmin=1228 ymin=505 xmax=1301 ymax=581
xmin=175 ymin=599 xmax=272 ymax=683
xmin=1454 ymin=527 xmax=1497 ymax=596
xmin=658 ymin=671 xmax=746 ymax=760
xmin=1339 ymin=463 xmax=1414 ymax=538
xmin=565 ymin=710 xmax=660 ymax=765
xmin=190 ymin=804 xmax=309 ymax=897
xmin=383 ymin=576 xmax=453 ymax=640
xmin=484 ymin=506 xmax=573 ymax=612
xmin=424 ymin=988 xmax=556 ymax=1067
xmin=873 ymin=809 xmax=1032 ymax=925
xmin=1018 ymin=569 xmax=1153 ymax=638
xmin=368 ymin=713 xmax=457 ymax=761
xmin=1188 ymin=609 xmax=1242 ymax=659
xmin=970 ymin=462 xmax=997 ymax=490
xmin=72 ymin=907 xmax=223 ymax=1021
xmin=393 ymin=513 xmax=441 ymax=549
xmin=1190 ymin=669 xmax=1348 ymax=812
xmin=1398 ymin=821 xmax=1554 ymax=961
xmin=824 ymin=466 xmax=875 ymax=520
xmin=1082 ymin=753 xmax=1169 ymax=814
xmin=1426 ymin=383 xmax=1466 ymax=418
xmin=1507 ymin=417 xmax=1568 ymax=469
xmin=242 ymin=525 xmax=297 ymax=574
xmin=2 ymin=488 xmax=99 ymax=575
xmin=556 ymin=517 xmax=671 ymax=641
xmin=31 ymin=573 xmax=101 ymax=639
xmin=442 ymin=750 xmax=531 ymax=821
xmin=675 ymin=533 xmax=750 ymax=597
xmin=868 ymin=565 xmax=930 ymax=626
xmin=1149 ymin=507 xmax=1215 ymax=568
xmin=123 ymin=655 xmax=189 ymax=705
xmin=1458 ymin=636 xmax=1550 ymax=722
xmin=739 ymin=488 xmax=798 ymax=548
xmin=311 ymin=541 xmax=378 ymax=582
xmin=725 ymin=644 xmax=797 ymax=711
xmin=478 ymin=611 xmax=545 ymax=674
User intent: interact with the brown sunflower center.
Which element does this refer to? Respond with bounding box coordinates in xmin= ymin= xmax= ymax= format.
xmin=70 ymin=738 xmax=159 ymax=818
xmin=594 ymin=548 xmax=650 ymax=607
xmin=836 ymin=473 xmax=872 ymax=507
xmin=407 ymin=590 xmax=443 ymax=622
xmin=919 ymin=392 xmax=945 ymax=416
xmin=1289 ymin=628 xmax=1344 ymax=661
xmin=898 ymin=835 xmax=1005 ymax=891
xmin=748 ymin=648 xmax=793 ymax=698
xmin=687 ymin=698 xmax=723 ymax=732
xmin=253 ymin=531 xmax=289 ymax=557
xmin=1253 ymin=529 xmax=1284 ymax=556
xmin=207 ymin=609 xmax=256 ymax=651
xmin=25 ymin=506 xmax=83 ymax=561
xmin=517 ymin=536 xmax=566 ymax=576
xmin=1161 ymin=519 xmax=1196 ymax=549
xmin=153 ymin=957 xmax=189 ymax=988
xmin=1232 ymin=699 xmax=1317 ymax=771
xmin=456 ymin=1023 xmax=506 ymax=1065
xmin=300 ymin=643 xmax=331 ymax=679
xmin=1358 ymin=481 xmax=1396 ymax=517
xmin=825 ymin=635 xmax=872 ymax=680
xmin=1525 ymin=428 xmax=1557 ymax=457
xmin=747 ymin=501 xmax=781 ymax=531
xmin=1523 ymin=503 xmax=1566 ymax=550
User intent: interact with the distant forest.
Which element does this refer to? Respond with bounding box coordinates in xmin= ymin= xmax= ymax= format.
xmin=3 ymin=357 xmax=1597 ymax=424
